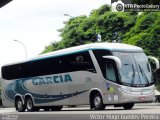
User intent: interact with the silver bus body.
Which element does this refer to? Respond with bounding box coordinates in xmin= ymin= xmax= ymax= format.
xmin=1 ymin=43 xmax=158 ymax=110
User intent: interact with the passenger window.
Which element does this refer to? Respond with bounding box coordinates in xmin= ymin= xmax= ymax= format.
xmin=106 ymin=62 xmax=117 ymax=82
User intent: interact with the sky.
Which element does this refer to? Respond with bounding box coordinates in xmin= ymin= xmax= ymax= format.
xmin=0 ymin=0 xmax=111 ymax=71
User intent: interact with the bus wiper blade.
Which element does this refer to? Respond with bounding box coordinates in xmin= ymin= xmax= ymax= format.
xmin=131 ymin=64 xmax=135 ymax=85
xmin=138 ymin=64 xmax=149 ymax=84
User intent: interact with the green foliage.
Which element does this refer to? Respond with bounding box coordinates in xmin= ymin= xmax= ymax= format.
xmin=124 ymin=12 xmax=160 ymax=60
xmin=42 ymin=4 xmax=137 ymax=53
xmin=95 ymin=12 xmax=136 ymax=42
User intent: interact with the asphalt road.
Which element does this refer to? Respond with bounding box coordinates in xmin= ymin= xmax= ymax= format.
xmin=0 ymin=104 xmax=160 ymax=120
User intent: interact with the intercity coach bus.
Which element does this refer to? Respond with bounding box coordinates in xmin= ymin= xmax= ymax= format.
xmin=1 ymin=43 xmax=159 ymax=112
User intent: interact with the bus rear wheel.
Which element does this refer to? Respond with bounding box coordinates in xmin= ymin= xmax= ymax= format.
xmin=15 ymin=98 xmax=26 ymax=112
xmin=26 ymin=97 xmax=36 ymax=112
xmin=91 ymin=93 xmax=105 ymax=110
xmin=122 ymin=103 xmax=134 ymax=110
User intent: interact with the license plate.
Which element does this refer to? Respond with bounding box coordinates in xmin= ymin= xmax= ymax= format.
xmin=139 ymin=97 xmax=145 ymax=100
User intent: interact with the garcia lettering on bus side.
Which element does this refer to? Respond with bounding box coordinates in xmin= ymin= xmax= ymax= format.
xmin=32 ymin=74 xmax=72 ymax=85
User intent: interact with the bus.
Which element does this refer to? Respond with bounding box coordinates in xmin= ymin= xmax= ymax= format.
xmin=1 ymin=43 xmax=159 ymax=112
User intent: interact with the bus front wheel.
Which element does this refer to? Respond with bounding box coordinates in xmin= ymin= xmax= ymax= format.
xmin=122 ymin=103 xmax=134 ymax=110
xmin=15 ymin=98 xmax=26 ymax=112
xmin=91 ymin=93 xmax=105 ymax=110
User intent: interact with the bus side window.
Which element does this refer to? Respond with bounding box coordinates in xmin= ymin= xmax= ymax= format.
xmin=62 ymin=51 xmax=96 ymax=73
xmin=106 ymin=62 xmax=117 ymax=82
xmin=70 ymin=51 xmax=96 ymax=73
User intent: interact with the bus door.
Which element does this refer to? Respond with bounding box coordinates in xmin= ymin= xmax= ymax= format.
xmin=105 ymin=61 xmax=119 ymax=103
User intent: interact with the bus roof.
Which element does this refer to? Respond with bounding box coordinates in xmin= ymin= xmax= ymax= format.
xmin=2 ymin=43 xmax=143 ymax=66
xmin=35 ymin=43 xmax=143 ymax=59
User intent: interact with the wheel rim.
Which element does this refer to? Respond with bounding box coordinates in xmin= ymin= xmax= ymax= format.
xmin=94 ymin=96 xmax=101 ymax=108
xmin=27 ymin=99 xmax=33 ymax=110
xmin=17 ymin=100 xmax=23 ymax=110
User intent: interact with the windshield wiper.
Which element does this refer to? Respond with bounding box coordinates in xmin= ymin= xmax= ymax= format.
xmin=131 ymin=64 xmax=136 ymax=85
xmin=138 ymin=64 xmax=149 ymax=84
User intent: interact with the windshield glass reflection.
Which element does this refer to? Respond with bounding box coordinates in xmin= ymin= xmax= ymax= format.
xmin=113 ymin=52 xmax=153 ymax=86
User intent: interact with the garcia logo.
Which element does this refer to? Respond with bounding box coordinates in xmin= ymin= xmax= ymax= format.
xmin=32 ymin=74 xmax=72 ymax=85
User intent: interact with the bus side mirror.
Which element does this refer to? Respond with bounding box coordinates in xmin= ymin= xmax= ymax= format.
xmin=148 ymin=56 xmax=160 ymax=70
xmin=103 ymin=56 xmax=121 ymax=69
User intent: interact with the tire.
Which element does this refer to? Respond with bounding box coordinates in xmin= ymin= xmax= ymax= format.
xmin=91 ymin=93 xmax=105 ymax=110
xmin=122 ymin=103 xmax=134 ymax=110
xmin=15 ymin=98 xmax=26 ymax=112
xmin=26 ymin=97 xmax=36 ymax=112
xmin=51 ymin=106 xmax=63 ymax=111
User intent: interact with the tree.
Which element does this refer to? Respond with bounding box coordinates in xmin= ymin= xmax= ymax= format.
xmin=124 ymin=12 xmax=160 ymax=60
xmin=42 ymin=4 xmax=137 ymax=53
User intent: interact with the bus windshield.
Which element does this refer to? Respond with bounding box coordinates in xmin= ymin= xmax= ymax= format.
xmin=113 ymin=52 xmax=153 ymax=86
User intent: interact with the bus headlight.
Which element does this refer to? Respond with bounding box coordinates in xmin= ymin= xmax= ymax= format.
xmin=119 ymin=87 xmax=132 ymax=94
